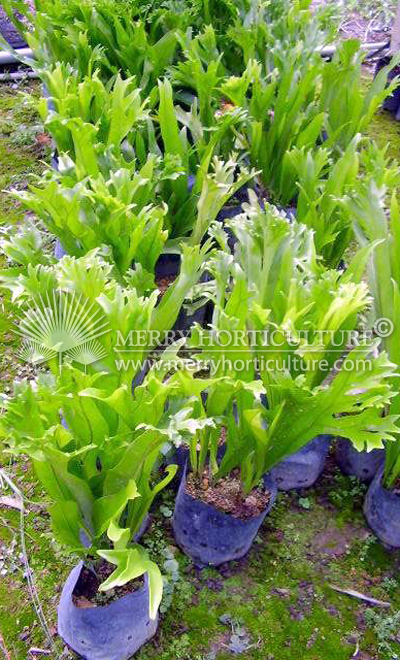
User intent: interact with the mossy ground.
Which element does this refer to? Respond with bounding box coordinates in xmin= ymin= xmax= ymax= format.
xmin=0 ymin=81 xmax=46 ymax=227
xmin=0 ymin=80 xmax=49 ymax=392
xmin=1 ymin=76 xmax=400 ymax=660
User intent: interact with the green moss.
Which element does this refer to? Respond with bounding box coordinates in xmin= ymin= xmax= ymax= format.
xmin=0 ymin=458 xmax=75 ymax=658
xmin=363 ymin=73 xmax=400 ymax=163
xmin=0 ymin=253 xmax=20 ymax=391
xmin=0 ymin=81 xmax=49 ymax=391
xmin=0 ymin=81 xmax=48 ymax=227
xmin=367 ymin=106 xmax=400 ymax=163
xmin=134 ymin=475 xmax=400 ymax=660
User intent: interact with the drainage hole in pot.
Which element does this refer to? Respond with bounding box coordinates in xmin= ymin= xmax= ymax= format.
xmin=182 ymin=529 xmax=188 ymax=536
xmin=363 ymin=469 xmax=369 ymax=474
xmin=128 ymin=635 xmax=133 ymax=641
xmin=200 ymin=542 xmax=208 ymax=548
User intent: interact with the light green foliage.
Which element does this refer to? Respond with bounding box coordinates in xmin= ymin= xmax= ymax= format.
xmin=221 ymin=55 xmax=326 ymax=203
xmin=38 ymin=67 xmax=150 ymax=155
xmin=1 ymin=0 xmax=183 ymax=92
xmin=98 ymin=546 xmax=163 ymax=619
xmin=348 ymin=182 xmax=400 ymax=488
xmin=0 ymin=226 xmax=51 ymax=268
xmin=0 ymin=246 xmax=208 ymax=386
xmin=149 ymin=77 xmax=251 ymax=239
xmin=285 ymin=140 xmax=400 ymax=267
xmin=1 ymin=0 xmax=334 ymax=79
xmin=8 ymin=72 xmax=252 ymax=250
xmin=227 ymin=0 xmax=335 ymax=73
xmin=9 ymin=155 xmax=168 ymax=278
xmin=188 ymin=203 xmax=398 ymax=491
xmin=190 ymin=156 xmax=256 ymax=245
xmin=0 ymin=364 xmax=179 ymax=544
xmin=220 ymin=40 xmax=399 ymax=218
xmin=0 ymin=357 xmax=196 ymax=614
xmin=320 ymin=42 xmax=400 ymax=150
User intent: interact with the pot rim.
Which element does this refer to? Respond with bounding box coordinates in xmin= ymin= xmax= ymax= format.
xmin=179 ymin=464 xmax=276 ymax=522
xmin=69 ymin=561 xmax=150 ymax=614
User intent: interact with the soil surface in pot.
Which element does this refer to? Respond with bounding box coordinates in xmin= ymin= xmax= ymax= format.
xmin=186 ymin=469 xmax=271 ymax=520
xmin=390 ymin=478 xmax=400 ymax=495
xmin=72 ymin=560 xmax=144 ymax=608
xmin=156 ymin=274 xmax=177 ymax=296
xmin=377 ymin=57 xmax=400 ymax=79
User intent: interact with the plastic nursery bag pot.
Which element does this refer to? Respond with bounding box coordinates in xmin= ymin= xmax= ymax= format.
xmin=364 ymin=465 xmax=400 ymax=548
xmin=172 ymin=467 xmax=277 ymax=567
xmin=58 ymin=562 xmax=158 ymax=660
xmin=216 ymin=203 xmax=243 ymax=252
xmin=155 ymin=253 xmax=212 ymax=332
xmin=54 ymin=238 xmax=67 ymax=259
xmin=165 ymin=445 xmax=191 ymax=488
xmin=336 ymin=438 xmax=384 ymax=483
xmin=216 ymin=184 xmax=255 ymax=252
xmin=375 ymin=55 xmax=400 ymax=120
xmin=0 ymin=13 xmax=27 ymax=49
xmin=268 ymin=435 xmax=331 ymax=491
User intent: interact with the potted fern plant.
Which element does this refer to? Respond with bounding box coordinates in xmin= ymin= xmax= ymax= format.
xmin=0 ymin=350 xmax=198 ymax=659
xmin=168 ymin=339 xmax=397 ymax=566
xmin=347 ymin=181 xmax=400 ymax=546
xmin=190 ymin=200 xmax=397 ymax=490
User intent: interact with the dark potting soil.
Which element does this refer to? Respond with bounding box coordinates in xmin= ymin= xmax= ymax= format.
xmin=72 ymin=560 xmax=144 ymax=608
xmin=186 ymin=469 xmax=271 ymax=520
xmin=390 ymin=64 xmax=400 ymax=78
xmin=156 ymin=274 xmax=177 ymax=296
xmin=390 ymin=478 xmax=400 ymax=495
xmin=377 ymin=56 xmax=400 ymax=79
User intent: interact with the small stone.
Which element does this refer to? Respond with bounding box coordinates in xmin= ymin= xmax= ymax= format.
xmin=74 ymin=596 xmax=95 ymax=609
xmin=271 ymin=587 xmax=291 ymax=598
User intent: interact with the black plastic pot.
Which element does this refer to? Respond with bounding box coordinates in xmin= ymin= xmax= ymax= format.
xmin=58 ymin=562 xmax=158 ymax=660
xmin=42 ymin=86 xmax=60 ymax=170
xmin=131 ymin=364 xmax=149 ymax=394
xmin=215 ymin=183 xmax=257 ymax=251
xmin=172 ymin=467 xmax=277 ymax=567
xmin=54 ymin=238 xmax=67 ymax=259
xmin=268 ymin=435 xmax=331 ymax=491
xmin=155 ymin=253 xmax=212 ymax=332
xmin=275 ymin=204 xmax=297 ymax=220
xmin=336 ymin=438 xmax=384 ymax=483
xmin=165 ymin=445 xmax=190 ymax=486
xmin=375 ymin=54 xmax=400 ymax=120
xmin=216 ymin=203 xmax=242 ymax=251
xmin=0 ymin=10 xmax=27 ymax=49
xmin=364 ymin=465 xmax=400 ymax=548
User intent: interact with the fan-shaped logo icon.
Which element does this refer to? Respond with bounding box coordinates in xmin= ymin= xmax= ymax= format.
xmin=15 ymin=290 xmax=110 ymax=371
